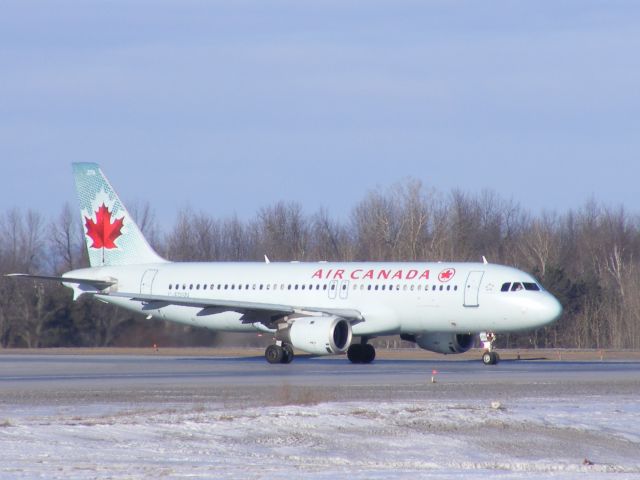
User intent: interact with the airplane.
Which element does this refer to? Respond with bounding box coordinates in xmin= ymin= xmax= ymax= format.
xmin=8 ymin=163 xmax=562 ymax=365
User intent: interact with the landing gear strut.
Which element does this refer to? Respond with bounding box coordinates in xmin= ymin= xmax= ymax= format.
xmin=480 ymin=332 xmax=499 ymax=365
xmin=347 ymin=338 xmax=376 ymax=364
xmin=265 ymin=343 xmax=294 ymax=364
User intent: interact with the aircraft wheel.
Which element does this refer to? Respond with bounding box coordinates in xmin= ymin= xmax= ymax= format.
xmin=482 ymin=351 xmax=498 ymax=365
xmin=363 ymin=344 xmax=376 ymax=364
xmin=347 ymin=344 xmax=363 ymax=363
xmin=265 ymin=344 xmax=284 ymax=364
xmin=281 ymin=344 xmax=294 ymax=364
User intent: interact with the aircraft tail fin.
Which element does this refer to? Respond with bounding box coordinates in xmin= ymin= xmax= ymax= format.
xmin=72 ymin=163 xmax=167 ymax=267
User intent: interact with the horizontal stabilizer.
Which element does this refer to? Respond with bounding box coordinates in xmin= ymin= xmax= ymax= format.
xmin=6 ymin=273 xmax=115 ymax=290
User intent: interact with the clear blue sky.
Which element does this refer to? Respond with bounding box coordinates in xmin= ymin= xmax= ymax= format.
xmin=1 ymin=1 xmax=638 ymax=225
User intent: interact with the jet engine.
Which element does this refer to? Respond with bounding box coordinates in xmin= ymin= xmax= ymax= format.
xmin=402 ymin=332 xmax=475 ymax=354
xmin=278 ymin=316 xmax=352 ymax=356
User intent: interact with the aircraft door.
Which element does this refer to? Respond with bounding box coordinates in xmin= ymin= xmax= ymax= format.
xmin=140 ymin=269 xmax=158 ymax=294
xmin=463 ymin=271 xmax=484 ymax=307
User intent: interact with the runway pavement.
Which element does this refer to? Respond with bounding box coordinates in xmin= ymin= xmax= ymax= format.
xmin=2 ymin=354 xmax=640 ymax=479
xmin=1 ymin=354 xmax=639 ymax=408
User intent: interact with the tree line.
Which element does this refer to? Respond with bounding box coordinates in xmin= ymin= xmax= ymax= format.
xmin=1 ymin=180 xmax=639 ymax=350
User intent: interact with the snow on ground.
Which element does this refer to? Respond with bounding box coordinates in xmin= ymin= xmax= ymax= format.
xmin=1 ymin=395 xmax=639 ymax=479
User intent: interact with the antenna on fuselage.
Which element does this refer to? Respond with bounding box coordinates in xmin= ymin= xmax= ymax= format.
xmin=482 ymin=256 xmax=489 ymax=264
xmin=264 ymin=255 xmax=271 ymax=264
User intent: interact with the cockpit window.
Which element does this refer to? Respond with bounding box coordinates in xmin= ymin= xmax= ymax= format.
xmin=501 ymin=283 xmax=511 ymax=292
xmin=510 ymin=282 xmax=524 ymax=292
xmin=523 ymin=282 xmax=540 ymax=291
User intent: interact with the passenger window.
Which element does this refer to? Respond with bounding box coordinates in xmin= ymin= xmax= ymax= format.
xmin=323 ymin=284 xmax=327 ymax=290
xmin=331 ymin=284 xmax=336 ymax=290
xmin=189 ymin=284 xmax=193 ymax=290
xmin=367 ymin=285 xmax=372 ymax=290
xmin=439 ymin=285 xmax=443 ymax=291
xmin=432 ymin=285 xmax=436 ymax=291
xmin=446 ymin=285 xmax=450 ymax=291
xmin=169 ymin=284 xmax=172 ymax=290
xmin=375 ymin=285 xmax=379 ymax=291
xmin=454 ymin=285 xmax=458 ymax=291
xmin=381 ymin=285 xmax=386 ymax=291
xmin=523 ymin=282 xmax=540 ymax=291
xmin=501 ymin=283 xmax=511 ymax=292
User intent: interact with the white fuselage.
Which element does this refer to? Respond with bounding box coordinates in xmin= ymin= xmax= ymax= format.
xmin=65 ymin=261 xmax=562 ymax=337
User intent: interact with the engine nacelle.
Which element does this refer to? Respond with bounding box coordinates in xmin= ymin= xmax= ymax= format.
xmin=405 ymin=332 xmax=475 ymax=354
xmin=280 ymin=316 xmax=352 ymax=356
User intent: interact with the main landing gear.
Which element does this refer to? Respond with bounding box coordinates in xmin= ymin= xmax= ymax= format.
xmin=347 ymin=338 xmax=376 ymax=364
xmin=265 ymin=343 xmax=294 ymax=364
xmin=480 ymin=331 xmax=500 ymax=365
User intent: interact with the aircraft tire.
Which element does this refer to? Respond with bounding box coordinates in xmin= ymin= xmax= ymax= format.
xmin=363 ymin=344 xmax=376 ymax=364
xmin=482 ymin=351 xmax=498 ymax=365
xmin=265 ymin=344 xmax=284 ymax=364
xmin=281 ymin=344 xmax=294 ymax=364
xmin=347 ymin=344 xmax=363 ymax=363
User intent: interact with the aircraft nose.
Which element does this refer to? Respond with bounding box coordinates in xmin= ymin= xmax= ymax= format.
xmin=540 ymin=293 xmax=563 ymax=325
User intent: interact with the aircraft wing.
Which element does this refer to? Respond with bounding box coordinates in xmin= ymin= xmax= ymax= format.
xmin=101 ymin=291 xmax=364 ymax=323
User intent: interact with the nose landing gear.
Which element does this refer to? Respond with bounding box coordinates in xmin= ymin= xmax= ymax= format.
xmin=480 ymin=332 xmax=500 ymax=365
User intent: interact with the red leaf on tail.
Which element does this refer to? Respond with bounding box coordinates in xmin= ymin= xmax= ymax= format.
xmin=85 ymin=203 xmax=124 ymax=249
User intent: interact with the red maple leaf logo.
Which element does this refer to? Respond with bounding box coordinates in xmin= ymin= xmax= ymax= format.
xmin=85 ymin=203 xmax=124 ymax=249
xmin=438 ymin=268 xmax=455 ymax=282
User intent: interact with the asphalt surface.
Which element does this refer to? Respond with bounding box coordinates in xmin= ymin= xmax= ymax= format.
xmin=1 ymin=354 xmax=639 ymax=408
